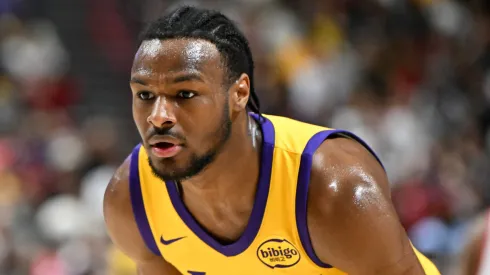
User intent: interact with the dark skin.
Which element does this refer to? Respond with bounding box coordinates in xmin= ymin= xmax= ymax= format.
xmin=104 ymin=38 xmax=427 ymax=274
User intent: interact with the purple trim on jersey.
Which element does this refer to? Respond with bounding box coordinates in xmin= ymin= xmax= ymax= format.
xmin=296 ymin=130 xmax=383 ymax=268
xmin=129 ymin=143 xmax=162 ymax=256
xmin=166 ymin=113 xmax=275 ymax=257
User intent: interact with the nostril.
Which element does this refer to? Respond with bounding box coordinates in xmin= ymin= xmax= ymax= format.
xmin=148 ymin=112 xmax=176 ymax=127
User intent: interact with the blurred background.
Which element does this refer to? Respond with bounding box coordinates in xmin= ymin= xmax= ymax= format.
xmin=0 ymin=0 xmax=489 ymax=274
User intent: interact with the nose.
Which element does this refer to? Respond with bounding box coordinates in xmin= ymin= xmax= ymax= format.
xmin=147 ymin=96 xmax=176 ymax=128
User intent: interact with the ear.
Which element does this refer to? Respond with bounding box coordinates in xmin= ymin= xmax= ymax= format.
xmin=231 ymin=73 xmax=250 ymax=112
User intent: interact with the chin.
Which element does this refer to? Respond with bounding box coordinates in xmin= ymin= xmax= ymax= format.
xmin=149 ymin=164 xmax=181 ymax=182
xmin=148 ymin=145 xmax=217 ymax=182
xmin=148 ymin=157 xmax=190 ymax=182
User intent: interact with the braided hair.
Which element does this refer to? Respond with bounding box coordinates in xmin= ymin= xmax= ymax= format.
xmin=139 ymin=5 xmax=261 ymax=115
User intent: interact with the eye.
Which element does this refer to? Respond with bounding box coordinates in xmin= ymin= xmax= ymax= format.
xmin=178 ymin=90 xmax=196 ymax=99
xmin=137 ymin=91 xmax=155 ymax=100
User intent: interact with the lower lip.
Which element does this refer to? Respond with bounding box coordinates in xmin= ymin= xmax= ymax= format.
xmin=151 ymin=145 xmax=183 ymax=158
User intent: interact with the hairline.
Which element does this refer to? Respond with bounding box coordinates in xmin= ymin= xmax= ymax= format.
xmin=138 ymin=36 xmax=243 ymax=87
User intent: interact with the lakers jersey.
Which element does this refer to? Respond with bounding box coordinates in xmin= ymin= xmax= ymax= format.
xmin=129 ymin=114 xmax=439 ymax=274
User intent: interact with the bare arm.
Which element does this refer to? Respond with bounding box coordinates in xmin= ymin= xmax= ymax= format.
xmin=458 ymin=214 xmax=486 ymax=275
xmin=307 ymin=137 xmax=440 ymax=275
xmin=103 ymin=157 xmax=182 ymax=275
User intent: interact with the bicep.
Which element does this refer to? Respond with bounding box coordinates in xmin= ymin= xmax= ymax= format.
xmin=104 ymin=160 xmax=181 ymax=275
xmin=308 ymin=179 xmax=419 ymax=274
xmin=307 ymin=137 xmax=431 ymax=274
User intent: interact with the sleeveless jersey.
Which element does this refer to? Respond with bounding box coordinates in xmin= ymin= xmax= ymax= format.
xmin=129 ymin=114 xmax=440 ymax=274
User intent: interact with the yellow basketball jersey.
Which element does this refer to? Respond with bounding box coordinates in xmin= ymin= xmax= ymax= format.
xmin=129 ymin=114 xmax=440 ymax=274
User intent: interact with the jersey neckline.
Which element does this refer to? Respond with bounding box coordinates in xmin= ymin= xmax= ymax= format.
xmin=165 ymin=113 xmax=275 ymax=257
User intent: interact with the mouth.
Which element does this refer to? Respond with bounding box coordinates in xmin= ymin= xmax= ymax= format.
xmin=153 ymin=142 xmax=175 ymax=149
xmin=150 ymin=142 xmax=183 ymax=158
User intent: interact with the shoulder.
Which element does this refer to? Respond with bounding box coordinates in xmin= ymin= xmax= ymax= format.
xmin=305 ymin=136 xmax=426 ymax=273
xmin=307 ymin=135 xmax=392 ymax=236
xmin=103 ymin=152 xmax=182 ymax=273
xmin=103 ymin=154 xmax=154 ymax=262
xmin=103 ymin=156 xmax=133 ymax=245
xmin=104 ymin=155 xmax=132 ymax=212
xmin=309 ymin=135 xmax=389 ymax=204
xmin=104 ymin=154 xmax=133 ymax=232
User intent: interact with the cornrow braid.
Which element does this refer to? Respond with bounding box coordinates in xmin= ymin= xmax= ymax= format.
xmin=139 ymin=5 xmax=261 ymax=117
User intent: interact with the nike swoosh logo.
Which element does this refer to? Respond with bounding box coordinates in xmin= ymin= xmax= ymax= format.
xmin=160 ymin=235 xmax=186 ymax=245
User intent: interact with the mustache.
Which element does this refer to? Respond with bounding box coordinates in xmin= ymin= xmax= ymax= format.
xmin=147 ymin=127 xmax=186 ymax=142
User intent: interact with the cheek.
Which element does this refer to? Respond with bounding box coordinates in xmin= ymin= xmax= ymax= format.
xmin=180 ymin=96 xmax=221 ymax=127
xmin=133 ymin=104 xmax=149 ymax=138
xmin=183 ymin=106 xmax=226 ymax=144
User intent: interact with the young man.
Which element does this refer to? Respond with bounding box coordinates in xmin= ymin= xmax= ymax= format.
xmin=103 ymin=5 xmax=440 ymax=275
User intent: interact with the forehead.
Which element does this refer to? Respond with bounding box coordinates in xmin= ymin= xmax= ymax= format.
xmin=131 ymin=38 xmax=224 ymax=80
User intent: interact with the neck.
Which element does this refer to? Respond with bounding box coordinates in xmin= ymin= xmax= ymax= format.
xmin=182 ymin=112 xmax=262 ymax=196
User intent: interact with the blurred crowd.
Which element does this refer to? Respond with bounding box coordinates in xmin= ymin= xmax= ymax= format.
xmin=1 ymin=0 xmax=490 ymax=274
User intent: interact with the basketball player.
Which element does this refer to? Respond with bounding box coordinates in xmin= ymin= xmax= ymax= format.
xmin=103 ymin=6 xmax=440 ymax=275
xmin=458 ymin=212 xmax=488 ymax=275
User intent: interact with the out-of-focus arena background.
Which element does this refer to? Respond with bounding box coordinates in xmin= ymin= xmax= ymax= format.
xmin=1 ymin=0 xmax=490 ymax=274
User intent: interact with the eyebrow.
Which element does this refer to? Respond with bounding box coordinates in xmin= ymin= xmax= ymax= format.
xmin=172 ymin=73 xmax=204 ymax=83
xmin=130 ymin=72 xmax=204 ymax=86
xmin=130 ymin=77 xmax=148 ymax=85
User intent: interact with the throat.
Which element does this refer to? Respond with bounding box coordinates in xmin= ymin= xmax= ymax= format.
xmin=181 ymin=188 xmax=255 ymax=243
xmin=172 ymin=114 xmax=266 ymax=244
